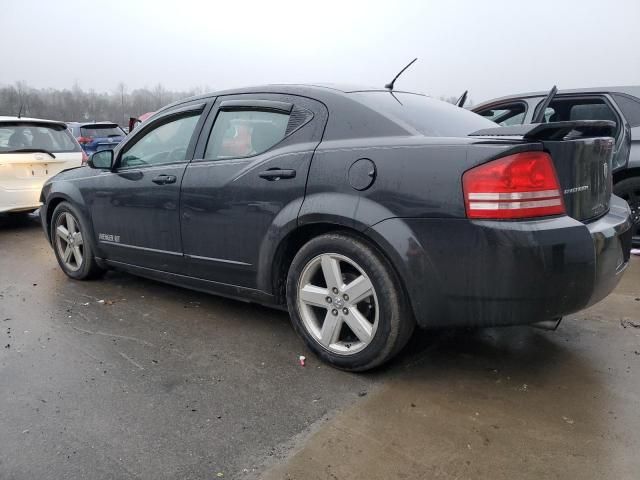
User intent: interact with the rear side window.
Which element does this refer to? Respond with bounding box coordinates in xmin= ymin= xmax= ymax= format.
xmin=80 ymin=125 xmax=125 ymax=138
xmin=204 ymin=110 xmax=289 ymax=160
xmin=612 ymin=93 xmax=640 ymax=127
xmin=352 ymin=92 xmax=494 ymax=137
xmin=0 ymin=123 xmax=81 ymax=153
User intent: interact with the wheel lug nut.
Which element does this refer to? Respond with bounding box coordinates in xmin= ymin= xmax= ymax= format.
xmin=331 ymin=309 xmax=338 ymax=316
xmin=326 ymin=296 xmax=332 ymax=303
xmin=343 ymin=294 xmax=349 ymax=301
xmin=332 ymin=287 xmax=339 ymax=294
xmin=342 ymin=308 xmax=349 ymax=315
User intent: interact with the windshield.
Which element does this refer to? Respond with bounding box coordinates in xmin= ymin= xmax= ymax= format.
xmin=352 ymin=92 xmax=495 ymax=137
xmin=0 ymin=122 xmax=81 ymax=153
xmin=80 ymin=124 xmax=125 ymax=138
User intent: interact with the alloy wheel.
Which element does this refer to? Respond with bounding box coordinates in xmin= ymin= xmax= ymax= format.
xmin=297 ymin=253 xmax=379 ymax=355
xmin=55 ymin=212 xmax=84 ymax=272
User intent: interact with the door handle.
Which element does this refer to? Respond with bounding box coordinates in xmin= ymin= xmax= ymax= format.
xmin=152 ymin=174 xmax=177 ymax=185
xmin=258 ymin=168 xmax=296 ymax=181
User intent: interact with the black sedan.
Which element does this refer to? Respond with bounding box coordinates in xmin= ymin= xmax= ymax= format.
xmin=473 ymin=86 xmax=640 ymax=246
xmin=39 ymin=85 xmax=633 ymax=371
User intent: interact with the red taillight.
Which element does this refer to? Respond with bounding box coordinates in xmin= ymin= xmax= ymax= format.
xmin=77 ymin=136 xmax=92 ymax=144
xmin=463 ymin=151 xmax=565 ymax=219
xmin=81 ymin=151 xmax=89 ymax=165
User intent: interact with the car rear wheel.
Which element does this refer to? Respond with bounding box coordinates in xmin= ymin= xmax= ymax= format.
xmin=614 ymin=177 xmax=640 ymax=247
xmin=286 ymin=233 xmax=414 ymax=371
xmin=51 ymin=202 xmax=104 ymax=280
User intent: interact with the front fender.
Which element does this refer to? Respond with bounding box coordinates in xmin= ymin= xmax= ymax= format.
xmin=41 ymin=180 xmax=100 ymax=254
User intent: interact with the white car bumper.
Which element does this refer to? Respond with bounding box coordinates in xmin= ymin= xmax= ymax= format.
xmin=0 ymin=185 xmax=42 ymax=213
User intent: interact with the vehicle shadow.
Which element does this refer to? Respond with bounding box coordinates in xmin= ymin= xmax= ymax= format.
xmin=344 ymin=323 xmax=616 ymax=479
xmin=0 ymin=212 xmax=41 ymax=231
xmin=39 ymin=266 xmax=621 ymax=479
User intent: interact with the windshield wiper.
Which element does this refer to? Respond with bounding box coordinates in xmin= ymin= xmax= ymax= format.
xmin=532 ymin=85 xmax=558 ymax=123
xmin=456 ymin=90 xmax=468 ymax=108
xmin=6 ymin=148 xmax=56 ymax=158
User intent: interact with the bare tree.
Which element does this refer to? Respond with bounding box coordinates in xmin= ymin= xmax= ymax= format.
xmin=153 ymin=83 xmax=165 ymax=110
xmin=0 ymin=83 xmax=198 ymax=123
xmin=15 ymin=81 xmax=30 ymax=116
xmin=116 ymin=82 xmax=127 ymax=126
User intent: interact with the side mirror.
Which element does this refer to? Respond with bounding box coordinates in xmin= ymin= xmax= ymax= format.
xmin=88 ymin=150 xmax=114 ymax=170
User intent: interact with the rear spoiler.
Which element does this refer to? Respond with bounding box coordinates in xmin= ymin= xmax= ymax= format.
xmin=469 ymin=120 xmax=616 ymax=141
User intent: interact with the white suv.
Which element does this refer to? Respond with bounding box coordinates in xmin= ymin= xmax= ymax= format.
xmin=0 ymin=117 xmax=84 ymax=214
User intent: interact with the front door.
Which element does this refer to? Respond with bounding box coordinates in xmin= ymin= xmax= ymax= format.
xmin=89 ymin=103 xmax=207 ymax=271
xmin=179 ymin=94 xmax=327 ymax=288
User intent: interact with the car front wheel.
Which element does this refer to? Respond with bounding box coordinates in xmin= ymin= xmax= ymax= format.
xmin=51 ymin=202 xmax=104 ymax=280
xmin=286 ymin=233 xmax=414 ymax=371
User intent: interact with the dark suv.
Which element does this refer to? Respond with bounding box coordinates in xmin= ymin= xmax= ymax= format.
xmin=473 ymin=86 xmax=640 ymax=245
xmin=67 ymin=122 xmax=126 ymax=156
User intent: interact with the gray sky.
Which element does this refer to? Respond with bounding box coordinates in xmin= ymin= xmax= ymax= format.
xmin=1 ymin=0 xmax=639 ymax=103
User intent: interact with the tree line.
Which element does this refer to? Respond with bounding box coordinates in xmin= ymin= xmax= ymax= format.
xmin=0 ymin=82 xmax=471 ymax=127
xmin=0 ymin=82 xmax=206 ymax=126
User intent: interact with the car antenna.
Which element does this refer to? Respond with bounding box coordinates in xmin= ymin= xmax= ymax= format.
xmin=385 ymin=58 xmax=418 ymax=91
xmin=17 ymin=101 xmax=24 ymax=118
xmin=531 ymin=85 xmax=557 ymax=123
xmin=456 ymin=90 xmax=468 ymax=108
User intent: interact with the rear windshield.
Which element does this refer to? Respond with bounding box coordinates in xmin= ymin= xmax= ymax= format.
xmin=80 ymin=125 xmax=125 ymax=138
xmin=352 ymin=92 xmax=495 ymax=137
xmin=0 ymin=122 xmax=81 ymax=153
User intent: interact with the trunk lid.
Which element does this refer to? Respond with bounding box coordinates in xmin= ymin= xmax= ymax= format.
xmin=544 ymin=137 xmax=613 ymax=221
xmin=470 ymin=120 xmax=615 ymax=222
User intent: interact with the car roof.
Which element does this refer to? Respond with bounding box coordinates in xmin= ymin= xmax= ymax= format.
xmin=474 ymin=85 xmax=640 ymax=109
xmin=0 ymin=116 xmax=67 ymax=127
xmin=66 ymin=121 xmax=120 ymax=127
xmin=155 ymin=83 xmax=425 ymax=114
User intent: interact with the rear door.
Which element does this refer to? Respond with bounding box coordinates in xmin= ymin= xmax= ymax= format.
xmin=532 ymin=94 xmax=631 ymax=171
xmin=180 ymin=93 xmax=328 ymax=288
xmin=88 ymin=102 xmax=208 ymax=272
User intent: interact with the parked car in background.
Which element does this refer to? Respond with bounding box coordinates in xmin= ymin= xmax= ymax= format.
xmin=473 ymin=86 xmax=640 ymax=246
xmin=0 ymin=117 xmax=84 ymax=214
xmin=67 ymin=121 xmax=126 ymax=156
xmin=39 ymin=85 xmax=631 ymax=371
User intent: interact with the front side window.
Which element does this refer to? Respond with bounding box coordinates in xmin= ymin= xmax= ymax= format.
xmin=204 ymin=110 xmax=289 ymax=161
xmin=476 ymin=103 xmax=527 ymax=126
xmin=120 ymin=113 xmax=200 ymax=168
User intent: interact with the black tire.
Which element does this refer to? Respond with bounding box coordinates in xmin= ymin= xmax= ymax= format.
xmin=614 ymin=176 xmax=640 ymax=247
xmin=286 ymin=233 xmax=415 ymax=372
xmin=51 ymin=201 xmax=105 ymax=280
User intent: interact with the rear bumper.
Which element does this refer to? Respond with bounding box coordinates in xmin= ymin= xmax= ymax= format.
xmin=368 ymin=195 xmax=632 ymax=328
xmin=0 ymin=186 xmax=42 ymax=213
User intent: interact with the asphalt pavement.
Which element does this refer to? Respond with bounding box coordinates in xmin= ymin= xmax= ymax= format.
xmin=1 ymin=213 xmax=639 ymax=479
